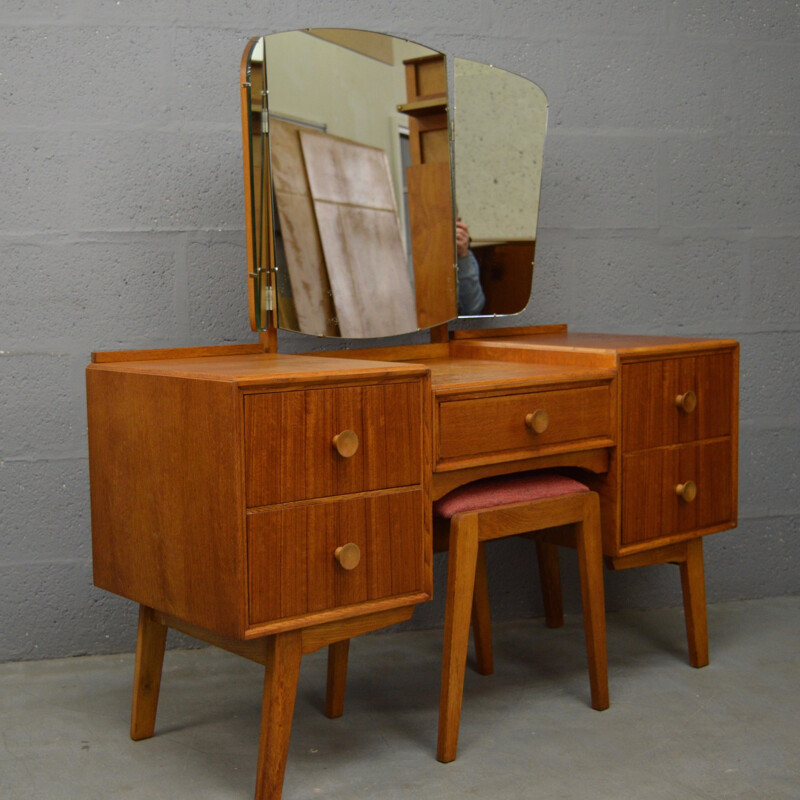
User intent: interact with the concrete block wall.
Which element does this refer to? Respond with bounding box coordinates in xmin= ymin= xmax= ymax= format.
xmin=1 ymin=1 xmax=798 ymax=661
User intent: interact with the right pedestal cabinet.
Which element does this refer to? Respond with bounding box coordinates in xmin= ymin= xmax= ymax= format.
xmin=450 ymin=330 xmax=739 ymax=667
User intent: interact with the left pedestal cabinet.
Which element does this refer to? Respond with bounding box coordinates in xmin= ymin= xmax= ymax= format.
xmin=87 ymin=348 xmax=432 ymax=800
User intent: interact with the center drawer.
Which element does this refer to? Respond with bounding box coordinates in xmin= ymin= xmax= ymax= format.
xmin=247 ymin=489 xmax=424 ymax=625
xmin=245 ymin=382 xmax=422 ymax=507
xmin=438 ymin=383 xmax=612 ymax=461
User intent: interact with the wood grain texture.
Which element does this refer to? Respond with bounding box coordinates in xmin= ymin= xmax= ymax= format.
xmin=312 ymin=201 xmax=417 ymax=338
xmin=680 ymin=538 xmax=709 ymax=668
xmin=621 ymin=440 xmax=733 ymax=546
xmin=255 ymin=631 xmax=303 ymax=800
xmin=269 ymin=120 xmax=339 ymax=336
xmin=90 ymin=352 xmax=426 ymax=385
xmin=299 ymin=129 xmax=418 ymax=338
xmin=437 ymin=490 xmax=608 ymax=762
xmin=438 ymin=384 xmax=613 ymax=460
xmin=247 ymin=490 xmax=425 ymax=626
xmin=407 ymin=162 xmax=457 ymax=328
xmin=245 ymin=382 xmax=423 ymax=507
xmin=623 ymin=352 xmax=734 ymax=452
xmin=91 ymin=343 xmax=264 ymax=364
xmin=130 ymin=605 xmax=168 ymax=741
xmin=87 ymin=369 xmax=246 ymax=637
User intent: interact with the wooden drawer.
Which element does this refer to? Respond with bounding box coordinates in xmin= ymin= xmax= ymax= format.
xmin=622 ymin=352 xmax=734 ymax=452
xmin=247 ymin=490 xmax=424 ymax=625
xmin=621 ymin=440 xmax=733 ymax=547
xmin=438 ymin=384 xmax=612 ymax=461
xmin=245 ymin=382 xmax=422 ymax=507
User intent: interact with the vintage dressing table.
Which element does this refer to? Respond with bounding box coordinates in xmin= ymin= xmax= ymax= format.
xmin=86 ymin=30 xmax=738 ymax=800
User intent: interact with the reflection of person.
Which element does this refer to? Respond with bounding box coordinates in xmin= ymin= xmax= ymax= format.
xmin=456 ymin=217 xmax=486 ymax=315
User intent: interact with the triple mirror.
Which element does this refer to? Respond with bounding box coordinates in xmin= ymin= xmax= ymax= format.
xmin=241 ymin=29 xmax=547 ymax=338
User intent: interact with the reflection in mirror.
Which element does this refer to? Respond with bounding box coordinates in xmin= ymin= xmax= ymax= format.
xmin=453 ymin=59 xmax=548 ymax=317
xmin=242 ymin=30 xmax=457 ymax=337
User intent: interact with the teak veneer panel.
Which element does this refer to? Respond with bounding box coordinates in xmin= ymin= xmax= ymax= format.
xmin=245 ymin=381 xmax=423 ymax=506
xmin=248 ymin=490 xmax=424 ymax=625
xmin=622 ymin=352 xmax=733 ymax=451
xmin=87 ymin=369 xmax=245 ymax=637
xmin=438 ymin=384 xmax=612 ymax=460
xmin=622 ymin=440 xmax=733 ymax=546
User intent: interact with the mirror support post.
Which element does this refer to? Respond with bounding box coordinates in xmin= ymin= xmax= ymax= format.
xmin=430 ymin=324 xmax=450 ymax=344
xmin=260 ymin=328 xmax=278 ymax=353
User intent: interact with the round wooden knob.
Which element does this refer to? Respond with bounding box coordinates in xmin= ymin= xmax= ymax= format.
xmin=332 ymin=429 xmax=359 ymax=458
xmin=675 ymin=390 xmax=697 ymax=413
xmin=525 ymin=409 xmax=549 ymax=434
xmin=334 ymin=543 xmax=361 ymax=570
xmin=675 ymin=481 xmax=698 ymax=503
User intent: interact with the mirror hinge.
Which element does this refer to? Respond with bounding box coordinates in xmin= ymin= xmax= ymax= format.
xmin=264 ymin=284 xmax=274 ymax=311
xmin=261 ymin=109 xmax=269 ymax=133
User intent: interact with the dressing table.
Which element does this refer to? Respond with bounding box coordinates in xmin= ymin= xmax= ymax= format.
xmin=86 ymin=30 xmax=738 ymax=800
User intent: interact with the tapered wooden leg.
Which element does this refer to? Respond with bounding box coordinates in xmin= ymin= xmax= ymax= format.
xmin=536 ymin=539 xmax=564 ymax=628
xmin=680 ymin=538 xmax=709 ymax=668
xmin=324 ymin=639 xmax=350 ymax=719
xmin=574 ymin=498 xmax=609 ymax=711
xmin=471 ymin=541 xmax=494 ymax=676
xmin=130 ymin=605 xmax=168 ymax=741
xmin=255 ymin=631 xmax=303 ymax=800
xmin=438 ymin=514 xmax=480 ymax=763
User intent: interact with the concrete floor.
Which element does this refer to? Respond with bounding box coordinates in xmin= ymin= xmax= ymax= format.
xmin=1 ymin=596 xmax=798 ymax=800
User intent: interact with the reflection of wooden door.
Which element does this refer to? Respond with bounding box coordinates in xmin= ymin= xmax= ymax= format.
xmin=400 ymin=54 xmax=457 ymax=329
xmin=299 ymin=131 xmax=417 ymax=338
xmin=472 ymin=241 xmax=536 ymax=315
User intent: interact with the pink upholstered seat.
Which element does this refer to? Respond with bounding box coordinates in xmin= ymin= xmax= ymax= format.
xmin=433 ymin=471 xmax=590 ymax=519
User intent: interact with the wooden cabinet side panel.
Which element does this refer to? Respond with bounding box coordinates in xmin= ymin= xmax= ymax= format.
xmin=87 ymin=369 xmax=245 ymax=636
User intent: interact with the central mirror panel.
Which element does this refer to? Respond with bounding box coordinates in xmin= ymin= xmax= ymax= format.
xmin=241 ymin=30 xmax=549 ymax=337
xmin=243 ymin=30 xmax=456 ymax=337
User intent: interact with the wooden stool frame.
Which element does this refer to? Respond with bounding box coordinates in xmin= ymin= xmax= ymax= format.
xmin=326 ymin=489 xmax=609 ymax=764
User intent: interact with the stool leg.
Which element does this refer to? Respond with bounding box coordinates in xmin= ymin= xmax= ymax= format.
xmin=536 ymin=539 xmax=564 ymax=628
xmin=471 ymin=541 xmax=494 ymax=676
xmin=438 ymin=514 xmax=479 ymax=763
xmin=574 ymin=499 xmax=609 ymax=711
xmin=680 ymin=538 xmax=709 ymax=668
xmin=130 ymin=605 xmax=167 ymax=741
xmin=325 ymin=639 xmax=350 ymax=718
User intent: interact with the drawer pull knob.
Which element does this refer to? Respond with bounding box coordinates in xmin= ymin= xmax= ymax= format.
xmin=675 ymin=391 xmax=697 ymax=413
xmin=334 ymin=543 xmax=361 ymax=570
xmin=332 ymin=430 xmax=359 ymax=458
xmin=525 ymin=409 xmax=549 ymax=434
xmin=675 ymin=481 xmax=698 ymax=503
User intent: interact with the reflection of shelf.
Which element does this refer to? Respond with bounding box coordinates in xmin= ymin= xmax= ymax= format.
xmin=397 ymin=98 xmax=447 ymax=116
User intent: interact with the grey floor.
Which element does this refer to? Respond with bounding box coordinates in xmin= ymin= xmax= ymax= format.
xmin=1 ymin=596 xmax=798 ymax=800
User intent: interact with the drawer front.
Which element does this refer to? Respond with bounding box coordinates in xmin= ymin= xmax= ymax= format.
xmin=438 ymin=384 xmax=612 ymax=461
xmin=247 ymin=490 xmax=424 ymax=625
xmin=621 ymin=440 xmax=733 ymax=546
xmin=622 ymin=352 xmax=734 ymax=452
xmin=245 ymin=382 xmax=422 ymax=507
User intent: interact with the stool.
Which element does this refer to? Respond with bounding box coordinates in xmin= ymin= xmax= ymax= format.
xmin=325 ymin=471 xmax=609 ymax=764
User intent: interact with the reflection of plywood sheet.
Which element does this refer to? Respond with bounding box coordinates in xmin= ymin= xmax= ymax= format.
xmin=313 ymin=204 xmax=417 ymax=338
xmin=275 ymin=192 xmax=335 ymax=335
xmin=300 ymin=131 xmax=398 ymax=211
xmin=300 ymin=131 xmax=417 ymax=338
xmin=269 ymin=120 xmax=338 ymax=336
